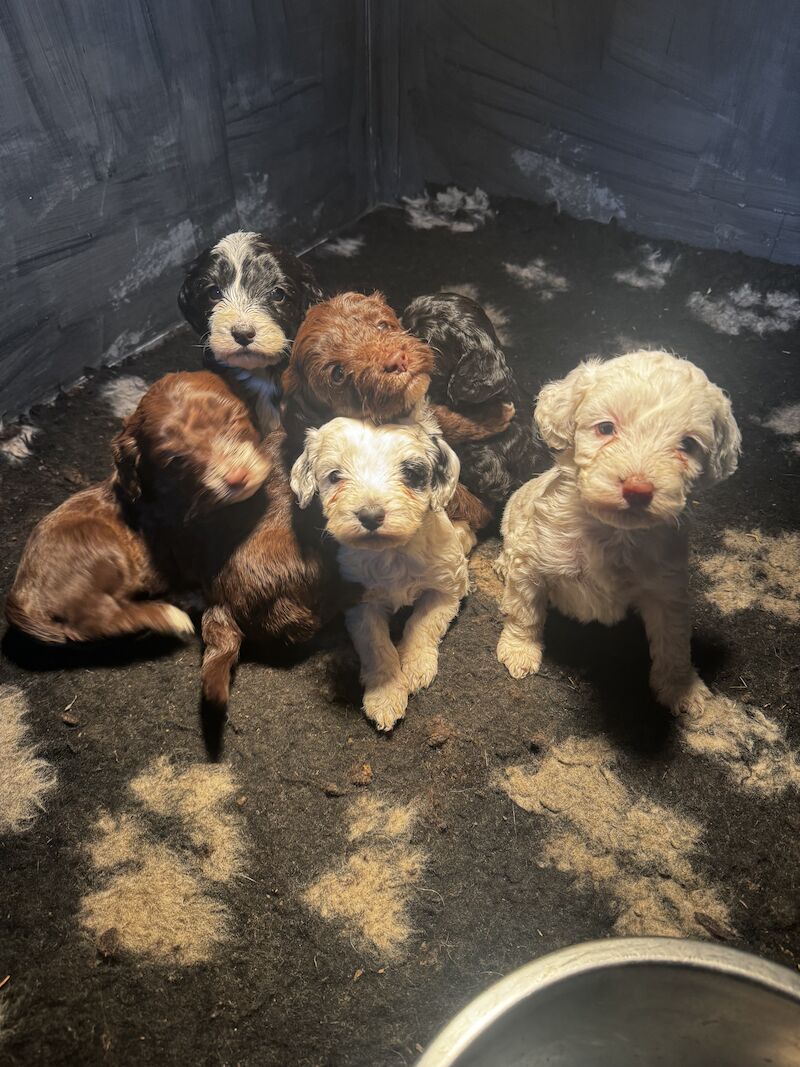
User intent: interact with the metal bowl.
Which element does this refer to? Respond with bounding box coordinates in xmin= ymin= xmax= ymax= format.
xmin=417 ymin=938 xmax=800 ymax=1067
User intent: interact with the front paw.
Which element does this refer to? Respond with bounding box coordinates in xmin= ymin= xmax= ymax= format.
xmin=653 ymin=672 xmax=710 ymax=718
xmin=483 ymin=401 xmax=516 ymax=436
xmin=400 ymin=646 xmax=439 ymax=694
xmin=363 ymin=679 xmax=409 ymax=732
xmin=497 ymin=628 xmax=542 ymax=679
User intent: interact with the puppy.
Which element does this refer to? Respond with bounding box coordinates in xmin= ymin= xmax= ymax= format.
xmin=115 ymin=376 xmax=349 ymax=728
xmin=402 ymin=292 xmax=538 ymax=512
xmin=6 ymin=372 xmax=268 ymax=644
xmin=178 ymin=231 xmax=323 ymax=432
xmin=496 ymin=350 xmax=741 ymax=716
xmin=291 ymin=417 xmax=474 ymax=731
xmin=282 ymin=290 xmax=495 ymax=531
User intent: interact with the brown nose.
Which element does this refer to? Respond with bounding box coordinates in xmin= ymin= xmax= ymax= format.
xmin=622 ymin=477 xmax=654 ymax=507
xmin=232 ymin=326 xmax=255 ymax=346
xmin=224 ymin=466 xmax=250 ymax=489
xmin=383 ymin=351 xmax=408 ymax=374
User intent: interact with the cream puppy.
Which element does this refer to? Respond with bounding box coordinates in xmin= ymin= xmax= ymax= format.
xmin=496 ymin=350 xmax=741 ymax=715
xmin=291 ymin=416 xmax=475 ymax=731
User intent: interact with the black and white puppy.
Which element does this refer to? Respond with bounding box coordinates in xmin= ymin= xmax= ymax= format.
xmin=401 ymin=292 xmax=539 ymax=513
xmin=178 ymin=231 xmax=323 ymax=432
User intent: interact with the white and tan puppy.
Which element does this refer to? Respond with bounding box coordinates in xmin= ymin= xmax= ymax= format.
xmin=496 ymin=350 xmax=741 ymax=716
xmin=291 ymin=417 xmax=475 ymax=731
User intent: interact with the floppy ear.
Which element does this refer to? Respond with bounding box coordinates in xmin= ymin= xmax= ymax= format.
xmin=429 ymin=436 xmax=461 ymax=512
xmin=535 ymin=360 xmax=599 ymax=451
xmin=177 ymin=252 xmax=210 ymax=335
xmin=704 ymin=386 xmax=742 ymax=485
xmin=289 ymin=429 xmax=320 ymax=509
xmin=447 ymin=344 xmax=513 ymax=407
xmin=112 ymin=418 xmax=142 ymax=503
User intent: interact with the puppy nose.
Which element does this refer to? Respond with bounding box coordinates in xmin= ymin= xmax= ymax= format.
xmin=356 ymin=505 xmax=386 ymax=531
xmin=224 ymin=466 xmax=250 ymax=490
xmin=384 ymin=351 xmax=408 ymax=374
xmin=232 ymin=326 xmax=255 ymax=346
xmin=622 ymin=477 xmax=655 ymax=507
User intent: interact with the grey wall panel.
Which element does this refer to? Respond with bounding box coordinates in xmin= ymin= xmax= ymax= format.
xmin=0 ymin=0 xmax=367 ymax=417
xmin=386 ymin=0 xmax=800 ymax=264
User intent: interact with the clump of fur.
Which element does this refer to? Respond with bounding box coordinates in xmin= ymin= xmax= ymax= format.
xmin=304 ymin=795 xmax=424 ymax=958
xmin=499 ymin=737 xmax=732 ymax=938
xmin=0 ymin=687 xmax=57 ymax=834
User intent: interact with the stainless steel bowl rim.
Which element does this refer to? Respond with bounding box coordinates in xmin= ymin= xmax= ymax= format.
xmin=416 ymin=936 xmax=800 ymax=1067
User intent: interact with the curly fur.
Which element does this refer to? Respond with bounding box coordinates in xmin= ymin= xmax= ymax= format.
xmin=291 ymin=417 xmax=474 ymax=731
xmin=496 ymin=350 xmax=741 ymax=716
xmin=178 ymin=231 xmax=323 ymax=432
xmin=401 ymin=292 xmax=539 ymax=513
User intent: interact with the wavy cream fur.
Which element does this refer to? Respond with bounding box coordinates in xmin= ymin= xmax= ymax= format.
xmin=496 ymin=350 xmax=741 ymax=715
xmin=292 ymin=417 xmax=474 ymax=731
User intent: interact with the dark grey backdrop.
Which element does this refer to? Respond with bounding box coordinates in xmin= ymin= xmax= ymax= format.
xmin=376 ymin=0 xmax=800 ymax=261
xmin=1 ymin=0 xmax=369 ymax=416
xmin=3 ymin=0 xmax=799 ymax=416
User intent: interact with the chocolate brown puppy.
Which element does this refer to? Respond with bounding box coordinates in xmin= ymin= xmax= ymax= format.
xmin=7 ymin=371 xmax=268 ymax=645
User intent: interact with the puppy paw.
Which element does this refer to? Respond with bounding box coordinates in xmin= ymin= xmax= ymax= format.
xmin=497 ymin=629 xmax=542 ymax=679
xmin=163 ymin=606 xmax=195 ymax=638
xmin=453 ymin=520 xmax=478 ymax=557
xmin=363 ymin=680 xmax=409 ymax=732
xmin=482 ymin=401 xmax=516 ymax=436
xmin=400 ymin=647 xmax=439 ymax=694
xmin=654 ymin=673 xmax=711 ymax=719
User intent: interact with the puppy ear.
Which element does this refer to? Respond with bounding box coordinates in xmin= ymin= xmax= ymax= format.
xmin=289 ymin=430 xmax=320 ymax=509
xmin=297 ymin=261 xmax=325 ymax=315
xmin=705 ymin=387 xmax=742 ymax=485
xmin=535 ymin=361 xmax=598 ymax=450
xmin=447 ymin=345 xmax=513 ymax=407
xmin=177 ymin=253 xmax=210 ymax=335
xmin=112 ymin=418 xmax=142 ymax=502
xmin=429 ymin=436 xmax=461 ymax=512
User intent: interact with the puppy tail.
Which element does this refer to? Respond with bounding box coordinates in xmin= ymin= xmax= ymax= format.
xmin=200 ymin=605 xmax=243 ymax=759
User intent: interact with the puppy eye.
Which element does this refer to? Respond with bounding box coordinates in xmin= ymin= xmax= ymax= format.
xmin=207 ymin=285 xmax=223 ymax=302
xmin=400 ymin=460 xmax=429 ymax=491
xmin=376 ymin=321 xmax=393 ymax=332
xmin=680 ymin=436 xmax=700 ymax=455
xmin=329 ymin=364 xmax=345 ymax=384
xmin=327 ymin=470 xmax=342 ymax=484
xmin=595 ymin=421 xmax=616 ymax=437
xmin=272 ymin=287 xmax=286 ymax=303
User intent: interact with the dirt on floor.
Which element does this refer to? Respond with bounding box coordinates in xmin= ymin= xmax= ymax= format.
xmin=1 ymin=196 xmax=799 ymax=1066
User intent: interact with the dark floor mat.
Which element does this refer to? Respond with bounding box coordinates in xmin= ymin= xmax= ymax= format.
xmin=1 ymin=195 xmax=799 ymax=1066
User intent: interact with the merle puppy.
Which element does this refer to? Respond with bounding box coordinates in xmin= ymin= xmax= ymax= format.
xmin=402 ymin=292 xmax=538 ymax=512
xmin=178 ymin=231 xmax=323 ymax=432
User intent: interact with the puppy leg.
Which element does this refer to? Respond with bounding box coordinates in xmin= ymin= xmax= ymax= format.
xmin=398 ymin=589 xmax=461 ymax=694
xmin=346 ymin=604 xmax=408 ymax=732
xmin=638 ymin=595 xmax=709 ymax=716
xmin=201 ymin=605 xmax=243 ymax=716
xmin=432 ymin=402 xmax=515 ymax=443
xmin=497 ymin=555 xmax=548 ymax=678
xmin=65 ymin=597 xmax=194 ymax=643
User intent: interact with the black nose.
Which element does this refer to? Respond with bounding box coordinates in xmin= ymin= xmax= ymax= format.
xmin=232 ymin=326 xmax=255 ymax=346
xmin=356 ymin=506 xmax=385 ymax=532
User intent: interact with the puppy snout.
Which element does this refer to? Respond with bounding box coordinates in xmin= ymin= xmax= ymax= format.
xmin=622 ymin=477 xmax=654 ymax=507
xmin=224 ymin=466 xmax=251 ymax=490
xmin=356 ymin=505 xmax=386 ymax=531
xmin=383 ymin=351 xmax=408 ymax=374
xmin=232 ymin=325 xmax=256 ymax=347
